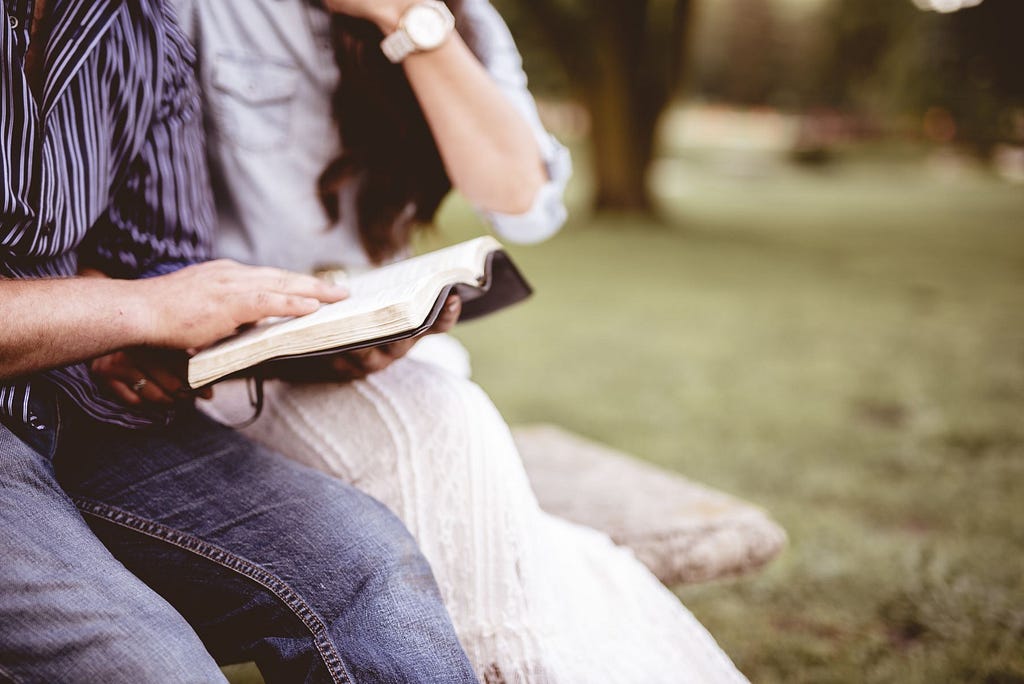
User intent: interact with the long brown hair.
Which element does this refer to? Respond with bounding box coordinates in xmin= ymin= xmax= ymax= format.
xmin=319 ymin=2 xmax=484 ymax=264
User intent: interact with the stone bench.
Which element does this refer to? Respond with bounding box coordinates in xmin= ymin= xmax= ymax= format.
xmin=514 ymin=424 xmax=786 ymax=585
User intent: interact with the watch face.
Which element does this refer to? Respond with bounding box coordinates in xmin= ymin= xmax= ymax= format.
xmin=404 ymin=4 xmax=450 ymax=50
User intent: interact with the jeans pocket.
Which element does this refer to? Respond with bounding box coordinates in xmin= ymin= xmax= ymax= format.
xmin=211 ymin=54 xmax=299 ymax=153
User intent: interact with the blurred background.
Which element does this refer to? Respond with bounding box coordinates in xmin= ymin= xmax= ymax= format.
xmin=436 ymin=0 xmax=1023 ymax=681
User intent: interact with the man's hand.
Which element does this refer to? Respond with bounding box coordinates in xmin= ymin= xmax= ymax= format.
xmin=90 ymin=257 xmax=358 ymax=408
xmin=274 ymin=294 xmax=461 ymax=384
xmin=137 ymin=260 xmax=349 ymax=351
xmin=0 ymin=261 xmax=346 ymax=381
xmin=91 ymin=348 xmax=211 ymax=407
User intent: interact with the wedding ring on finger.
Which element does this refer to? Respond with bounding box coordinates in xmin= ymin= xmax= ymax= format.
xmin=132 ymin=378 xmax=148 ymax=393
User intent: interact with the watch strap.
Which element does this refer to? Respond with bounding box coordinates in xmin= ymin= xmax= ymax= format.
xmin=380 ymin=1 xmax=455 ymax=64
xmin=381 ymin=27 xmax=417 ymax=64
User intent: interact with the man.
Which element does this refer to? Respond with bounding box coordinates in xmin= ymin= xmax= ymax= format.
xmin=0 ymin=1 xmax=477 ymax=682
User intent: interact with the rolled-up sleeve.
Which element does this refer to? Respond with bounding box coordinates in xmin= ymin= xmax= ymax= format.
xmin=462 ymin=0 xmax=572 ymax=245
xmin=78 ymin=13 xmax=214 ymax=279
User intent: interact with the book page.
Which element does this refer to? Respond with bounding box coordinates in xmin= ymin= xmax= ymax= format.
xmin=242 ymin=235 xmax=495 ymax=337
xmin=189 ymin=236 xmax=499 ymax=383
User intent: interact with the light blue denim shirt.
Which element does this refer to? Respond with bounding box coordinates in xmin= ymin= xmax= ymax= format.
xmin=173 ymin=0 xmax=571 ymax=273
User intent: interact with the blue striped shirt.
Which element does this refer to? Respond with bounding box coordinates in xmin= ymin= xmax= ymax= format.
xmin=1 ymin=0 xmax=214 ymax=428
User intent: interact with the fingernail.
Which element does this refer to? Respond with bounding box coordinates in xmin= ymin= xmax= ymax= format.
xmin=447 ymin=301 xmax=459 ymax=312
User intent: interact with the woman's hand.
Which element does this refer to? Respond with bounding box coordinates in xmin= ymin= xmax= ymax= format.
xmin=91 ymin=348 xmax=212 ymax=407
xmin=322 ymin=0 xmax=413 ymax=32
xmin=273 ymin=294 xmax=461 ymax=384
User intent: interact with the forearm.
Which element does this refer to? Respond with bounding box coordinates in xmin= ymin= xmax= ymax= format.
xmin=319 ymin=0 xmax=548 ymax=212
xmin=402 ymin=35 xmax=546 ymax=214
xmin=2 ymin=260 xmax=350 ymax=380
xmin=0 ymin=278 xmax=151 ymax=379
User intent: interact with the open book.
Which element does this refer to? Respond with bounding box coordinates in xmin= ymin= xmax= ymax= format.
xmin=187 ymin=236 xmax=531 ymax=388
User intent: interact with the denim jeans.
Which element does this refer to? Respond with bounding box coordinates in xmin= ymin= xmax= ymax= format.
xmin=0 ymin=383 xmax=477 ymax=683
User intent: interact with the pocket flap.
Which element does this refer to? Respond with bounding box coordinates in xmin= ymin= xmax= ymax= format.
xmin=212 ymin=55 xmax=298 ymax=105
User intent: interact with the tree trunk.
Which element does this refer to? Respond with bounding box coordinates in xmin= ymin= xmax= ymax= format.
xmin=507 ymin=0 xmax=696 ymax=215
xmin=584 ymin=5 xmax=658 ymax=213
xmin=585 ymin=76 xmax=656 ymax=212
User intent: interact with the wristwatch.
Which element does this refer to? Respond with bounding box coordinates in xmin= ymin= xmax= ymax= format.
xmin=380 ymin=1 xmax=456 ymax=64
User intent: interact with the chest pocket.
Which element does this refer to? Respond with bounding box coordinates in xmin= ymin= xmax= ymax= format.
xmin=211 ymin=55 xmax=299 ymax=153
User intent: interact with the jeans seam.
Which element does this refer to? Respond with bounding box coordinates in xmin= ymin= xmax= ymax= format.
xmin=72 ymin=497 xmax=355 ymax=684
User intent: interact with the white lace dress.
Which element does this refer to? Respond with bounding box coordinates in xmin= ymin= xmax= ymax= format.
xmin=204 ymin=336 xmax=747 ymax=684
xmin=181 ymin=0 xmax=749 ymax=679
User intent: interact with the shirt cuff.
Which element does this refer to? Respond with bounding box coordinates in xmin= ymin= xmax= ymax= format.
xmin=139 ymin=258 xmax=206 ymax=279
xmin=481 ymin=135 xmax=572 ymax=245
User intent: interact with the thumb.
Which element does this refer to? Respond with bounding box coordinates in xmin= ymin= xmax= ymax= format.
xmin=431 ymin=295 xmax=461 ymax=334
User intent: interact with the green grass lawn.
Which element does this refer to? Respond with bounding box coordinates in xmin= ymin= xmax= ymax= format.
xmin=433 ymin=147 xmax=1024 ymax=683
xmin=226 ymin=147 xmax=1023 ymax=683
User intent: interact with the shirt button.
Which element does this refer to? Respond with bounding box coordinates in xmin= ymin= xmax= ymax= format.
xmin=8 ymin=16 xmax=19 ymax=29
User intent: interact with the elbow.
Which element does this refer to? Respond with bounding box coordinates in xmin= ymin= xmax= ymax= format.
xmin=473 ymin=142 xmax=572 ymax=244
xmin=485 ymin=163 xmax=548 ymax=216
xmin=498 ymin=187 xmax=542 ymax=217
xmin=489 ymin=188 xmax=568 ymax=246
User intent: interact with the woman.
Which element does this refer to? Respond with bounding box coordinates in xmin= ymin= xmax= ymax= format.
xmin=98 ymin=0 xmax=750 ymax=681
